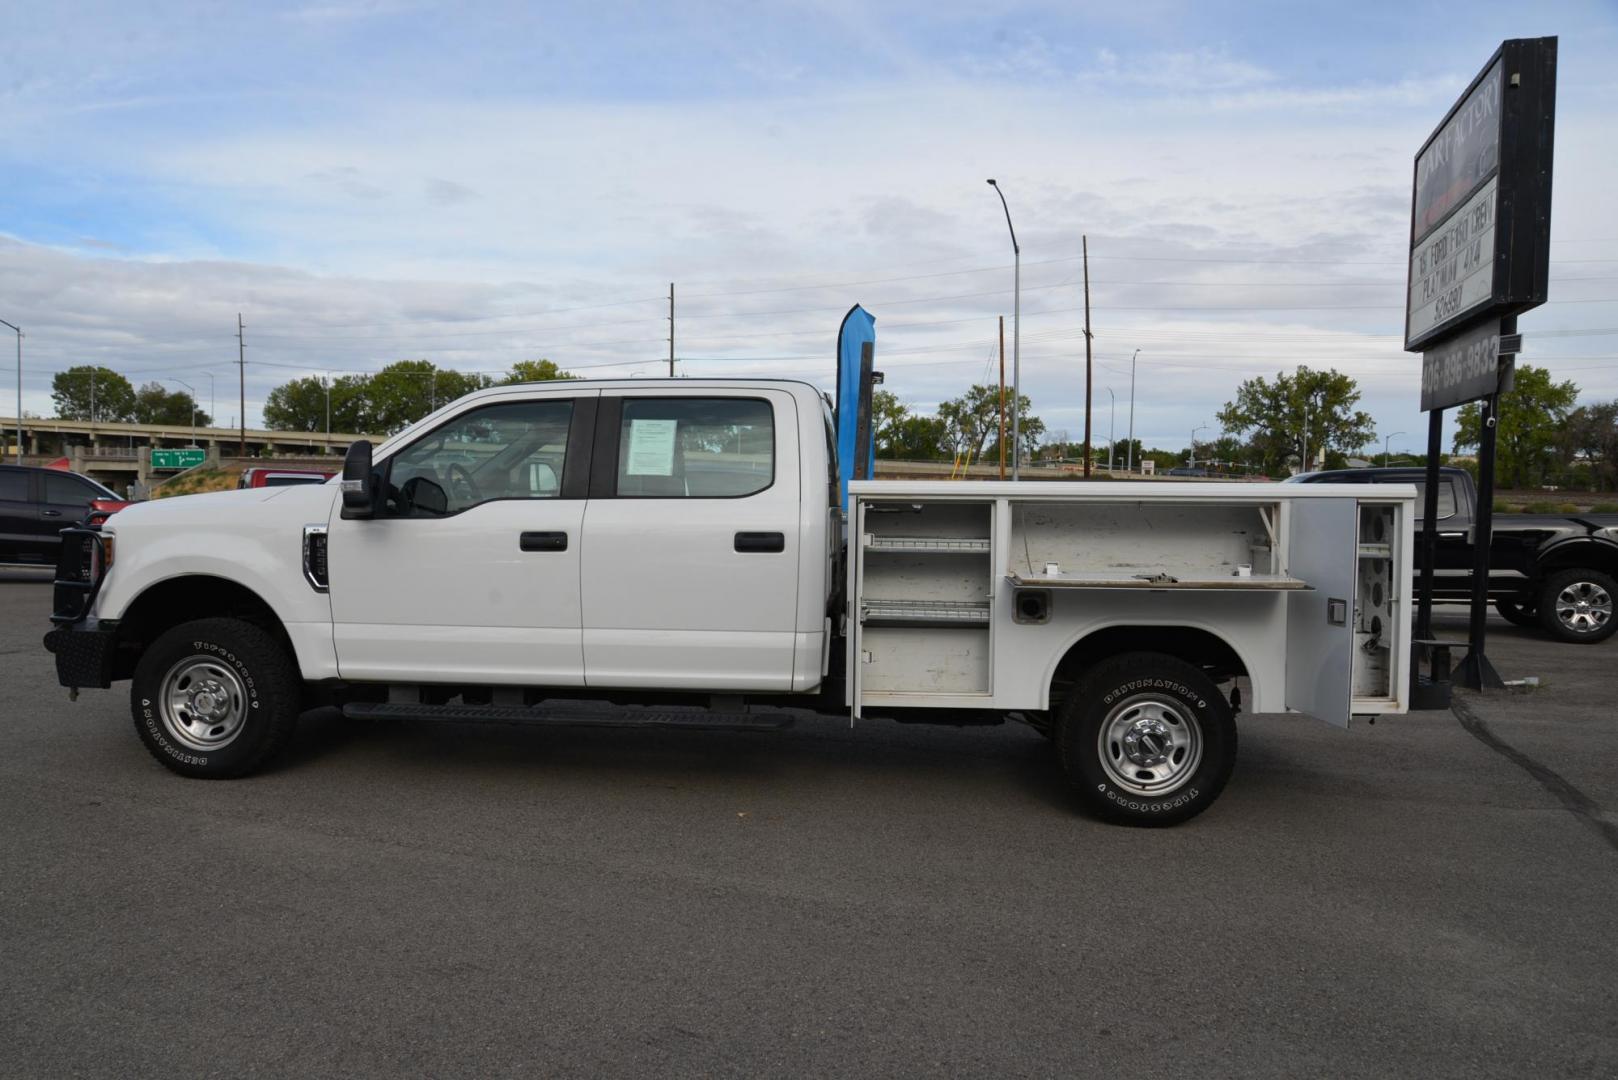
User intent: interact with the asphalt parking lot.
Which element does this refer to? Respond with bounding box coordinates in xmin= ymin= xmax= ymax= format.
xmin=2 ymin=567 xmax=1615 ymax=1078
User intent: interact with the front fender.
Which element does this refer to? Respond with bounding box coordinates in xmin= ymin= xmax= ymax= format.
xmin=95 ymin=485 xmax=339 ymax=678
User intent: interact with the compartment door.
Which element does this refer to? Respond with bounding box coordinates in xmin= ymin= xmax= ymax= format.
xmin=1285 ymin=498 xmax=1356 ymax=727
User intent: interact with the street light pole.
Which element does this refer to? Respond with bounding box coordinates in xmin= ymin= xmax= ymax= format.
xmin=1126 ymin=348 xmax=1139 ymax=474
xmin=0 ymin=319 xmax=19 ymax=463
xmin=169 ymin=378 xmax=198 ymax=447
xmin=1106 ymin=387 xmax=1115 ymax=472
xmin=1190 ymin=423 xmax=1208 ymax=468
xmin=986 ymin=179 xmax=1021 ymax=479
xmin=1383 ymin=431 xmax=1405 ymax=467
xmin=324 ymin=375 xmax=332 ymax=441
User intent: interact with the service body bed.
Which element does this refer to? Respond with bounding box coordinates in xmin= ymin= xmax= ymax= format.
xmin=847 ymin=481 xmax=1415 ymax=727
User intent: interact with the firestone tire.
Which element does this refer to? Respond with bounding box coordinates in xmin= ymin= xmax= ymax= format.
xmin=130 ymin=617 xmax=301 ymax=778
xmin=1537 ymin=568 xmax=1618 ymax=645
xmin=1055 ymin=652 xmax=1236 ymax=827
xmin=1493 ymin=599 xmax=1540 ymax=628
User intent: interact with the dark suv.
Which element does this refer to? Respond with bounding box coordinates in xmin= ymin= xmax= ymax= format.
xmin=1 ymin=466 xmax=124 ymax=567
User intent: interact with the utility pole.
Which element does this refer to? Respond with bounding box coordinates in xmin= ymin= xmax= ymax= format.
xmin=1082 ymin=234 xmax=1093 ymax=478
xmin=998 ymin=315 xmax=1006 ymax=481
xmin=668 ymin=283 xmax=675 ymax=377
xmin=236 ymin=314 xmax=246 ymax=456
xmin=324 ymin=375 xmax=332 ymax=441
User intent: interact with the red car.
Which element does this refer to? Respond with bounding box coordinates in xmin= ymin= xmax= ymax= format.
xmin=238 ymin=466 xmax=338 ymax=489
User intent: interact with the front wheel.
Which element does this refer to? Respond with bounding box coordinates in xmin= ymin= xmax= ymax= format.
xmin=130 ymin=617 xmax=301 ymax=778
xmin=1055 ymin=653 xmax=1236 ymax=826
xmin=1537 ymin=569 xmax=1617 ymax=644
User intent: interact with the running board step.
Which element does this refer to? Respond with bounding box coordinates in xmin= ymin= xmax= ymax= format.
xmin=341 ymin=701 xmax=795 ymax=731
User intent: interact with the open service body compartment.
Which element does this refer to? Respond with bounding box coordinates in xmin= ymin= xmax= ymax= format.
xmin=847 ymin=481 xmax=1415 ymax=727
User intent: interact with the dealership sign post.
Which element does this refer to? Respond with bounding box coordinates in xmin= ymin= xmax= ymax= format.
xmin=1406 ymin=37 xmax=1556 ymax=690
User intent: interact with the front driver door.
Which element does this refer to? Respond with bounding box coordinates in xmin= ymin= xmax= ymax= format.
xmin=327 ymin=391 xmax=596 ymax=686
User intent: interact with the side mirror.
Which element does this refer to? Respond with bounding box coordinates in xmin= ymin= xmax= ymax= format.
xmin=340 ymin=440 xmax=379 ymax=518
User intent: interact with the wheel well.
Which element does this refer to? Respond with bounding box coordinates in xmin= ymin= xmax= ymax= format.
xmin=112 ymin=576 xmax=294 ymax=680
xmin=1051 ymin=626 xmax=1249 ymax=702
xmin=1535 ymin=542 xmax=1618 ymax=580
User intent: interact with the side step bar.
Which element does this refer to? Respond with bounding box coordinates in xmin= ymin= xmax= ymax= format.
xmin=342 ymin=701 xmax=796 ymax=731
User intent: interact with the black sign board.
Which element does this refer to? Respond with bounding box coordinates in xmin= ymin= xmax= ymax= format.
xmin=1421 ymin=319 xmax=1510 ymax=411
xmin=1404 ymin=37 xmax=1557 ymax=358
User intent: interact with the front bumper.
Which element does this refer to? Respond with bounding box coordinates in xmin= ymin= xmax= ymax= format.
xmin=43 ymin=622 xmax=117 ymax=690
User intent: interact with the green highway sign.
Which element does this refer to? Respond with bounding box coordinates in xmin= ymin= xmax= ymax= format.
xmin=151 ymin=448 xmax=207 ymax=470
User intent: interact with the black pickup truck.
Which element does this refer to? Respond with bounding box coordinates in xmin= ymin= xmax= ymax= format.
xmin=1287 ymin=466 xmax=1618 ymax=644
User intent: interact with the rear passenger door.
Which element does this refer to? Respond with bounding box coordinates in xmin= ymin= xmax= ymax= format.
xmin=0 ymin=470 xmax=42 ymax=564
xmin=579 ymin=389 xmax=802 ymax=691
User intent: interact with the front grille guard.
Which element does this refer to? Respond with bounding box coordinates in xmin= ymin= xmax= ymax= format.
xmin=52 ymin=525 xmax=110 ymax=625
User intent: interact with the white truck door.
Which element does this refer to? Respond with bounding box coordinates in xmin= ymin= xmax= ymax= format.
xmin=326 ymin=393 xmax=595 ymax=685
xmin=1285 ymin=496 xmax=1356 ymax=727
xmin=579 ymin=389 xmax=801 ymax=691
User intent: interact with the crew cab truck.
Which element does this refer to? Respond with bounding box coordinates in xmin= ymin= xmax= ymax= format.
xmin=1289 ymin=466 xmax=1618 ymax=643
xmin=46 ymin=379 xmax=1415 ymax=825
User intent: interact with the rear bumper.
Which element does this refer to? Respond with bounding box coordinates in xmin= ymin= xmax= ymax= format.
xmin=43 ymin=622 xmax=117 ymax=689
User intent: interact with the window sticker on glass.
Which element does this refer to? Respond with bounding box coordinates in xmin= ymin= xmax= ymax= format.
xmin=625 ymin=418 xmax=678 ymax=476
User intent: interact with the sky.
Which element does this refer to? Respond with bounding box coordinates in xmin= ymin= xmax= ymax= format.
xmin=2 ymin=0 xmax=1615 ymax=458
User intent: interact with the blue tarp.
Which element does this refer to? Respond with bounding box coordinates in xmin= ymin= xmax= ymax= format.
xmin=834 ymin=304 xmax=876 ymax=511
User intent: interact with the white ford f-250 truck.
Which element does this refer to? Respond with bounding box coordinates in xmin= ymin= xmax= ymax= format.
xmin=46 ymin=377 xmax=1415 ymax=825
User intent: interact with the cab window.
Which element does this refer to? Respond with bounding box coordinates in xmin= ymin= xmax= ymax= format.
xmin=1412 ymin=479 xmax=1458 ymax=521
xmin=614 ymin=398 xmax=774 ymax=498
xmin=386 ymin=399 xmax=573 ymax=516
xmin=42 ymin=471 xmax=103 ymax=505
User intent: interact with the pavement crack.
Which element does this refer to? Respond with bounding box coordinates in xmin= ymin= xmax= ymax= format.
xmin=1452 ymin=696 xmax=1618 ymax=855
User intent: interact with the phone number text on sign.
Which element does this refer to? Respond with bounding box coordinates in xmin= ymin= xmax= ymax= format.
xmin=1407 ymin=176 xmax=1497 ymax=347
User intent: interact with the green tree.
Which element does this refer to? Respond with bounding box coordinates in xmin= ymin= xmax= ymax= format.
xmin=886 ymin=414 xmax=949 ymax=460
xmin=132 ymin=381 xmax=210 ymax=426
xmin=263 ymin=376 xmax=329 ymax=432
xmin=263 ymin=375 xmax=371 ymax=433
xmin=51 ymin=366 xmax=137 ymax=422
xmin=363 ymin=361 xmax=494 ymax=433
xmin=871 ymin=390 xmax=909 ymax=456
xmin=1217 ymin=366 xmax=1374 ymax=474
xmin=938 ymin=384 xmax=1037 ymax=463
xmin=1560 ymin=401 xmax=1618 ymax=491
xmin=504 ymin=359 xmax=577 ymax=383
xmin=1454 ymin=364 xmax=1579 ymax=488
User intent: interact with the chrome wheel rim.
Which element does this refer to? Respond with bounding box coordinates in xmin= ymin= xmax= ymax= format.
xmin=1097 ymin=693 xmax=1203 ymax=797
xmin=1554 ymin=581 xmax=1613 ymax=635
xmin=159 ymin=655 xmax=249 ymax=752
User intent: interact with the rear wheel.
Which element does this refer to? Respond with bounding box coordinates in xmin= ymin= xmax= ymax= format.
xmin=130 ymin=617 xmax=301 ymax=778
xmin=1493 ymin=598 xmax=1540 ymax=628
xmin=1055 ymin=652 xmax=1236 ymax=826
xmin=1537 ymin=569 xmax=1617 ymax=644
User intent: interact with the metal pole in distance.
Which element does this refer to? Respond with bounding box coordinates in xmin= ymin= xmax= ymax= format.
xmin=237 ymin=314 xmax=247 ymax=457
xmin=998 ymin=315 xmax=1006 ymax=481
xmin=1082 ymin=234 xmax=1093 ymax=478
xmin=1012 ymin=243 xmax=1021 ymax=478
xmin=1126 ymin=348 xmax=1138 ymax=474
xmin=668 ymin=283 xmax=675 ymax=377
xmin=1106 ymin=387 xmax=1115 ymax=472
xmin=1458 ymin=319 xmax=1511 ymax=690
xmin=0 ymin=319 xmax=21 ymax=464
xmin=1415 ymin=408 xmax=1443 ymax=641
xmin=986 ymin=180 xmax=1020 ymax=479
